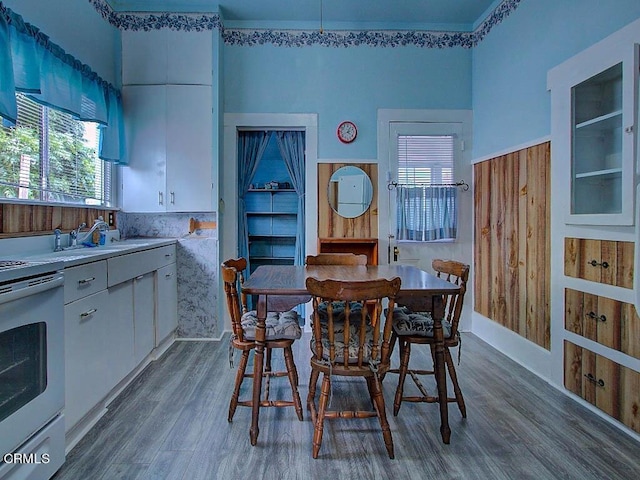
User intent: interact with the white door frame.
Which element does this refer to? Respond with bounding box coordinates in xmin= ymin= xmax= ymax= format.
xmin=220 ymin=113 xmax=318 ymax=333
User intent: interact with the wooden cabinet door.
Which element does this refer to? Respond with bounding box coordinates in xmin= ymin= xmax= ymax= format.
xmin=564 ymin=341 xmax=620 ymax=420
xmin=565 ymin=288 xmax=637 ymax=359
xmin=564 ymin=238 xmax=634 ymax=288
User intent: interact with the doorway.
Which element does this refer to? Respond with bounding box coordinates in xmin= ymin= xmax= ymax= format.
xmin=220 ymin=113 xmax=318 ymax=332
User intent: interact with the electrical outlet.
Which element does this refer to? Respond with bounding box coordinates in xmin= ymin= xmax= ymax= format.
xmin=108 ymin=212 xmax=114 ymax=226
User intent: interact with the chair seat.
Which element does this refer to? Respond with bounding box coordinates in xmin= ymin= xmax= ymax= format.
xmin=241 ymin=310 xmax=302 ymax=341
xmin=310 ymin=321 xmax=375 ymax=363
xmin=389 ymin=306 xmax=452 ymax=338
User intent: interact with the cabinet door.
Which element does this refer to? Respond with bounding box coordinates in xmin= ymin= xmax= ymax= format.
xmin=65 ymin=290 xmax=110 ymax=430
xmin=134 ymin=273 xmax=155 ymax=364
xmin=122 ymin=30 xmax=168 ymax=85
xmin=166 ymin=85 xmax=213 ymax=212
xmin=106 ymin=282 xmax=135 ymax=387
xmin=156 ymin=263 xmax=178 ymax=345
xmin=122 ymin=85 xmax=167 ymax=213
xmin=550 ymin=44 xmax=637 ymax=225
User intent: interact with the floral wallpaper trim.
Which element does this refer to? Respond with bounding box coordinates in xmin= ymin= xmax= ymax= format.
xmin=89 ymin=0 xmax=522 ymax=47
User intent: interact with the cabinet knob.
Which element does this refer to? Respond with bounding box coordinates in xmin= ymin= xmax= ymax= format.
xmin=159 ymin=191 xmax=164 ymax=205
xmin=78 ymin=277 xmax=95 ymax=285
xmin=588 ymin=259 xmax=609 ymax=269
xmin=170 ymin=191 xmax=175 ymax=204
xmin=625 ymin=125 xmax=634 ymax=134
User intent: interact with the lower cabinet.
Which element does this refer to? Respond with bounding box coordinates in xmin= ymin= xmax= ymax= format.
xmin=565 ymin=288 xmax=640 ymax=359
xmin=65 ymin=289 xmax=111 ymax=429
xmin=64 ymin=243 xmax=178 ymax=434
xmin=133 ymin=273 xmax=155 ymax=364
xmin=156 ymin=262 xmax=178 ymax=345
xmin=564 ymin=341 xmax=640 ymax=433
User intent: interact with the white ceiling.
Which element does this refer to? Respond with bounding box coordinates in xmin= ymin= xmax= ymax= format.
xmin=106 ymin=0 xmax=500 ymax=30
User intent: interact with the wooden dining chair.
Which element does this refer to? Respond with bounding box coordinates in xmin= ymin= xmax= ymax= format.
xmin=305 ymin=252 xmax=368 ymax=266
xmin=306 ymin=276 xmax=401 ymax=459
xmin=386 ymin=259 xmax=469 ymax=418
xmin=304 ymin=252 xmax=368 ymax=409
xmin=221 ymin=258 xmax=304 ymax=424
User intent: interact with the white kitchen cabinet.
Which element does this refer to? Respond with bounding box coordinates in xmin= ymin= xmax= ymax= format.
xmin=106 ymin=281 xmax=136 ymax=388
xmin=64 ymin=243 xmax=178 ymax=435
xmin=156 ymin=262 xmax=178 ymax=345
xmin=64 ymin=289 xmax=110 ymax=429
xmin=122 ymin=29 xmax=213 ymax=86
xmin=549 ymin=42 xmax=638 ymax=225
xmin=122 ymin=84 xmax=213 ymax=213
xmin=133 ymin=273 xmax=155 ymax=364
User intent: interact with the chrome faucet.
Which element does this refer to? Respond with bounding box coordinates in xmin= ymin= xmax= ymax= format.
xmin=69 ymin=223 xmax=86 ymax=247
xmin=53 ymin=229 xmax=63 ymax=252
xmin=76 ymin=220 xmax=110 ymax=245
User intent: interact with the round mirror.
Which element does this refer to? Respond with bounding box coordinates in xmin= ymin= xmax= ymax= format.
xmin=327 ymin=166 xmax=374 ymax=218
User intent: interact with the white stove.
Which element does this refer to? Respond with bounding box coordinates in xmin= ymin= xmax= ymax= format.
xmin=0 ymin=259 xmax=64 ymax=284
xmin=0 ymin=257 xmax=66 ymax=480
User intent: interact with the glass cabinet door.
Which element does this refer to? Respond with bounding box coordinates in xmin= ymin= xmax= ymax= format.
xmin=567 ymin=46 xmax=637 ymax=225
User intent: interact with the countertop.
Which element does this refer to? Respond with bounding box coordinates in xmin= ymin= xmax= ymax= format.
xmin=22 ymin=238 xmax=177 ymax=268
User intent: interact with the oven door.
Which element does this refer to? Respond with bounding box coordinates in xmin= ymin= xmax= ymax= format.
xmin=0 ymin=273 xmax=64 ymax=458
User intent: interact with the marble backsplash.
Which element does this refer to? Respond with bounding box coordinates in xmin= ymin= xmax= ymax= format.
xmin=118 ymin=212 xmax=219 ymax=339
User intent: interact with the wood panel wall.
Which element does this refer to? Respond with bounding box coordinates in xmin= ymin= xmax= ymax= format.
xmin=317 ymin=163 xmax=378 ymax=239
xmin=0 ymin=203 xmax=116 ymax=238
xmin=474 ymin=142 xmax=551 ymax=349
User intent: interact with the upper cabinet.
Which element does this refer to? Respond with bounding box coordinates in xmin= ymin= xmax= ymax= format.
xmin=122 ymin=29 xmax=213 ymax=86
xmin=122 ymin=85 xmax=213 ymax=213
xmin=120 ymin=29 xmax=214 ymax=213
xmin=549 ymin=43 xmax=638 ymax=226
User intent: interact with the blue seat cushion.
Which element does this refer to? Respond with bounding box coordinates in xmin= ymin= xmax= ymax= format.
xmin=241 ymin=310 xmax=302 ymax=341
xmin=388 ymin=306 xmax=452 ymax=338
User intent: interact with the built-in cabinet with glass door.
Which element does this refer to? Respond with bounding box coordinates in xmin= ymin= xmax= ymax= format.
xmin=549 ymin=35 xmax=639 ymax=436
xmin=552 ymin=44 xmax=638 ymax=226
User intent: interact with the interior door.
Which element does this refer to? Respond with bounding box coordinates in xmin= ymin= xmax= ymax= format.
xmin=387 ymin=121 xmax=462 ymax=265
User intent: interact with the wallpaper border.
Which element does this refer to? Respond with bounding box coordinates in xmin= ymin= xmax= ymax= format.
xmin=89 ymin=0 xmax=522 ymax=48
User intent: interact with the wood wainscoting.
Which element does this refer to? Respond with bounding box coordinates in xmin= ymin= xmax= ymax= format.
xmin=474 ymin=142 xmax=551 ymax=350
xmin=0 ymin=203 xmax=117 ymax=237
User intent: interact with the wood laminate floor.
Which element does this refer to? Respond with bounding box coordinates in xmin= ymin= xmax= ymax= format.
xmin=53 ymin=333 xmax=640 ymax=480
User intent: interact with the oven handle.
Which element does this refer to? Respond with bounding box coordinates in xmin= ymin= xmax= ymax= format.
xmin=0 ymin=273 xmax=64 ymax=305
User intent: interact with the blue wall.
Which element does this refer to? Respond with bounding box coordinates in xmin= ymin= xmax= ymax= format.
xmin=224 ymin=44 xmax=472 ymax=159
xmin=472 ymin=0 xmax=640 ymax=159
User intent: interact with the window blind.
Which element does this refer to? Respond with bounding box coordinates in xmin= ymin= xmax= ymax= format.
xmin=397 ymin=134 xmax=454 ymax=185
xmin=0 ymin=93 xmax=111 ymax=205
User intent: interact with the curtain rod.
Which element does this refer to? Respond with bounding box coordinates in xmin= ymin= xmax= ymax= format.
xmin=387 ymin=180 xmax=469 ymax=191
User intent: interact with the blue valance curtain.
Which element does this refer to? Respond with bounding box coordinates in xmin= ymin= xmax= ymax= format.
xmin=396 ymin=186 xmax=457 ymax=241
xmin=0 ymin=3 xmax=126 ymax=164
xmin=275 ymin=131 xmax=305 ymax=267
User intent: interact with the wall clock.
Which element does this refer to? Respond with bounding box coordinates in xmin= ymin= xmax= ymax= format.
xmin=337 ymin=121 xmax=357 ymax=143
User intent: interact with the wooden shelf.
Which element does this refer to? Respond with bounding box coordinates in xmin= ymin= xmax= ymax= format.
xmin=318 ymin=238 xmax=379 ymax=265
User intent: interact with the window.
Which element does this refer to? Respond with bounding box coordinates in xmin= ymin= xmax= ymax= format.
xmin=0 ymin=93 xmax=113 ymax=206
xmin=395 ymin=134 xmax=457 ymax=241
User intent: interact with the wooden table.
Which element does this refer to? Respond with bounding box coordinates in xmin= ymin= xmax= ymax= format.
xmin=241 ymin=264 xmax=460 ymax=446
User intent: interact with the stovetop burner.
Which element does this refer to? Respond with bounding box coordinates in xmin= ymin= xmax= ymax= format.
xmin=0 ymin=260 xmax=29 ymax=270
